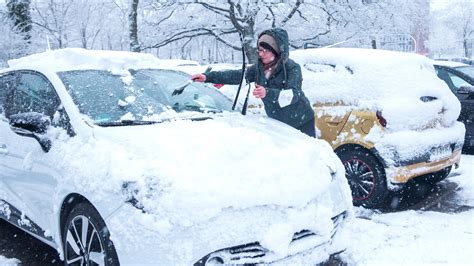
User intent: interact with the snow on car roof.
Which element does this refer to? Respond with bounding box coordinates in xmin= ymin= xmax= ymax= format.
xmin=291 ymin=48 xmax=440 ymax=104
xmin=432 ymin=60 xmax=469 ymax=68
xmin=291 ymin=48 xmax=461 ymax=130
xmin=7 ymin=48 xmax=165 ymax=72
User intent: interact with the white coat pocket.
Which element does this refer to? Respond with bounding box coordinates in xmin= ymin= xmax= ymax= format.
xmin=278 ymin=89 xmax=293 ymax=108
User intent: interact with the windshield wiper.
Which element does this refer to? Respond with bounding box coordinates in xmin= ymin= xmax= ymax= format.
xmin=95 ymin=120 xmax=163 ymax=127
xmin=95 ymin=116 xmax=215 ymax=127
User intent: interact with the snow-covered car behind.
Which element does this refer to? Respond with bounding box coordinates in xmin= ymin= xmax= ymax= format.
xmin=291 ymin=48 xmax=465 ymax=207
xmin=0 ymin=48 xmax=352 ymax=265
xmin=221 ymin=48 xmax=465 ymax=208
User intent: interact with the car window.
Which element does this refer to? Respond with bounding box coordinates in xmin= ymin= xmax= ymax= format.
xmin=7 ymin=72 xmax=60 ymax=119
xmin=448 ymin=72 xmax=470 ymax=90
xmin=435 ymin=68 xmax=456 ymax=92
xmin=58 ymin=69 xmax=233 ymax=123
xmin=456 ymin=66 xmax=474 ymax=78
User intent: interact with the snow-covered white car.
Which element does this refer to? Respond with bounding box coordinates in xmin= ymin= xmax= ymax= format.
xmin=0 ymin=48 xmax=352 ymax=265
xmin=290 ymin=48 xmax=465 ymax=208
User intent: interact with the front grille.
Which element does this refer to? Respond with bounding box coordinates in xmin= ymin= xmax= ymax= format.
xmin=195 ymin=211 xmax=347 ymax=265
xmin=292 ymin=229 xmax=315 ymax=241
xmin=228 ymin=242 xmax=266 ymax=259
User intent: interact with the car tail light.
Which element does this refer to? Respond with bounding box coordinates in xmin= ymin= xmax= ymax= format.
xmin=376 ymin=111 xmax=387 ymax=127
xmin=213 ymin=83 xmax=224 ymax=89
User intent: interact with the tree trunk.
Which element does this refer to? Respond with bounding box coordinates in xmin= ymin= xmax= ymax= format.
xmin=129 ymin=0 xmax=140 ymax=52
xmin=6 ymin=0 xmax=32 ymax=43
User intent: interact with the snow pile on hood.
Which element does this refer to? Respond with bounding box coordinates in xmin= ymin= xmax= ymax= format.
xmin=291 ymin=48 xmax=461 ymax=131
xmin=47 ymin=115 xmax=343 ymax=227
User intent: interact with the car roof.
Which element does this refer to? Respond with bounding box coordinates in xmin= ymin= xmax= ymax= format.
xmin=290 ymin=48 xmax=443 ymax=103
xmin=4 ymin=48 xmax=176 ymax=73
xmin=433 ymin=60 xmax=469 ymax=68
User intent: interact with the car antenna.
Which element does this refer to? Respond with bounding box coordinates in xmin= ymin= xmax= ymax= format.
xmin=46 ymin=35 xmax=51 ymax=50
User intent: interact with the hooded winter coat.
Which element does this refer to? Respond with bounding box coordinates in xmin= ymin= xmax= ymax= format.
xmin=205 ymin=28 xmax=314 ymax=129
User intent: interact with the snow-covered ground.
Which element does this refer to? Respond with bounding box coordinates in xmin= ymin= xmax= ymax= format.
xmin=1 ymin=155 xmax=473 ymax=265
xmin=341 ymin=154 xmax=474 ymax=265
xmin=0 ymin=256 xmax=18 ymax=265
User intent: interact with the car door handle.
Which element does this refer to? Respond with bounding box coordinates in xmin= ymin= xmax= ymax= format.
xmin=0 ymin=144 xmax=8 ymax=155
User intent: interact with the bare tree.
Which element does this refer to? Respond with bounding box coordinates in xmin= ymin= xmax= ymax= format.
xmin=429 ymin=0 xmax=474 ymax=58
xmin=0 ymin=11 xmax=30 ymax=65
xmin=76 ymin=0 xmax=108 ymax=49
xmin=31 ymin=0 xmax=76 ymax=48
xmin=140 ymin=0 xmax=304 ymax=63
xmin=138 ymin=0 xmax=403 ymax=63
xmin=129 ymin=0 xmax=140 ymax=52
xmin=6 ymin=0 xmax=32 ymax=42
xmin=459 ymin=0 xmax=474 ymax=57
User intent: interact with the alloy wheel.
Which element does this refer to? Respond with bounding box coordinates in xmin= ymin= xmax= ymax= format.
xmin=343 ymin=158 xmax=376 ymax=200
xmin=65 ymin=215 xmax=105 ymax=266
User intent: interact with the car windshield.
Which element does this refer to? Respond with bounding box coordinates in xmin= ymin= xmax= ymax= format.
xmin=58 ymin=69 xmax=233 ymax=124
xmin=456 ymin=66 xmax=474 ymax=78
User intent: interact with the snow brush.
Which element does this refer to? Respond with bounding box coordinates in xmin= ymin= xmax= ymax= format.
xmin=172 ymin=65 xmax=212 ymax=96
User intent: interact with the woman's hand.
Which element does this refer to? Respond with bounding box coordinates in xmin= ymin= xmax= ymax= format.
xmin=191 ymin=73 xmax=206 ymax=82
xmin=253 ymin=84 xmax=267 ymax=99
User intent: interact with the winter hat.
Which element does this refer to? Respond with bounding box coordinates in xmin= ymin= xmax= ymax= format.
xmin=258 ymin=34 xmax=280 ymax=56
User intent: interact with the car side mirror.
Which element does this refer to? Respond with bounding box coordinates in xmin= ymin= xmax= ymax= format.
xmin=458 ymin=85 xmax=474 ymax=94
xmin=9 ymin=112 xmax=52 ymax=152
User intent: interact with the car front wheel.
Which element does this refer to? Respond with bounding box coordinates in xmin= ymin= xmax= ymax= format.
xmin=62 ymin=203 xmax=118 ymax=266
xmin=336 ymin=146 xmax=388 ymax=208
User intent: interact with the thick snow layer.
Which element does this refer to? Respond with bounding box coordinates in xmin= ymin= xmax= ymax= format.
xmin=7 ymin=48 xmax=163 ymax=72
xmin=46 ymin=115 xmax=342 ymax=225
xmin=41 ymin=112 xmax=352 ymax=263
xmin=291 ymin=48 xmax=461 ymax=131
xmin=3 ymin=155 xmax=473 ymax=265
xmin=366 ymin=121 xmax=465 ymax=165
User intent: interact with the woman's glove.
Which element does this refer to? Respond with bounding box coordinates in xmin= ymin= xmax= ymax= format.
xmin=191 ymin=73 xmax=206 ymax=82
xmin=253 ymin=84 xmax=267 ymax=99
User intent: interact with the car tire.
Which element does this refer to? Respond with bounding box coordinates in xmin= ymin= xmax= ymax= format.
xmin=336 ymin=146 xmax=388 ymax=208
xmin=62 ymin=202 xmax=119 ymax=265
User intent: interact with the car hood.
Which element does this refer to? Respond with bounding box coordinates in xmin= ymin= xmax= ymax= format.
xmin=48 ymin=114 xmax=347 ymax=226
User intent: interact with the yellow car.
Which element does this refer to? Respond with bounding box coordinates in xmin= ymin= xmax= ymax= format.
xmin=292 ymin=48 xmax=465 ymax=208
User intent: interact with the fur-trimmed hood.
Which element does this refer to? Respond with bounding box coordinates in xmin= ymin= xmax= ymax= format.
xmin=258 ymin=28 xmax=290 ymax=63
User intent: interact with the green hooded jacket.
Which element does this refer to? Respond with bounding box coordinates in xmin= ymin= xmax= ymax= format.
xmin=205 ymin=28 xmax=314 ymax=129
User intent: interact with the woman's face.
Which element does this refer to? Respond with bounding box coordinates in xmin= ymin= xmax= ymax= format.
xmin=258 ymin=47 xmax=276 ymax=65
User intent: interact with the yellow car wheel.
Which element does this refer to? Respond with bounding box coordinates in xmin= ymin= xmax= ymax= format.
xmin=336 ymin=146 xmax=388 ymax=208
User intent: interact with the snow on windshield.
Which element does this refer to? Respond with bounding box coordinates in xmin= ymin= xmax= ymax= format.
xmin=58 ymin=69 xmax=233 ymax=122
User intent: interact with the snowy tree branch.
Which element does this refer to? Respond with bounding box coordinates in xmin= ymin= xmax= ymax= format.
xmin=280 ymin=0 xmax=302 ymax=26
